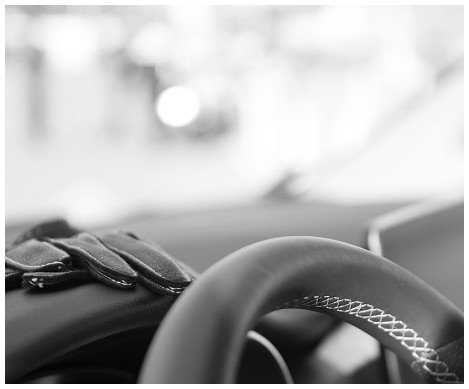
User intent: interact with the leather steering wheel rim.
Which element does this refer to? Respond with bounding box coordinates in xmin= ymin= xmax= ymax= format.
xmin=138 ymin=237 xmax=464 ymax=384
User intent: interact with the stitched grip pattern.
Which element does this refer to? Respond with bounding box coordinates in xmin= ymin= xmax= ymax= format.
xmin=278 ymin=295 xmax=462 ymax=384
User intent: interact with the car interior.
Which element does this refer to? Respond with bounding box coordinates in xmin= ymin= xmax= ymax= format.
xmin=5 ymin=5 xmax=464 ymax=385
xmin=5 ymin=195 xmax=464 ymax=384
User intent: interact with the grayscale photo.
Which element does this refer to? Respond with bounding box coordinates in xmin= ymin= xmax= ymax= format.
xmin=5 ymin=5 xmax=464 ymax=384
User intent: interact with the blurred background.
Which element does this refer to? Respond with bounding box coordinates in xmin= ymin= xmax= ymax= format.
xmin=5 ymin=5 xmax=464 ymax=227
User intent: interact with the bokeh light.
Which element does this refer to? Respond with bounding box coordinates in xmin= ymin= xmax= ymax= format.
xmin=155 ymin=86 xmax=201 ymax=128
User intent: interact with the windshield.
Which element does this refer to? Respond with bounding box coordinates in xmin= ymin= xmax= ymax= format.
xmin=5 ymin=5 xmax=464 ymax=227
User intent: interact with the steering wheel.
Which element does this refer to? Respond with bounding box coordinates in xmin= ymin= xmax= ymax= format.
xmin=138 ymin=237 xmax=463 ymax=384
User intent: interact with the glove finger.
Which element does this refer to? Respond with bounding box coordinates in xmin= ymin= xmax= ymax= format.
xmin=22 ymin=269 xmax=91 ymax=289
xmin=6 ymin=267 xmax=23 ymax=290
xmin=100 ymin=231 xmax=193 ymax=295
xmin=47 ymin=232 xmax=137 ymax=290
xmin=11 ymin=219 xmax=81 ymax=247
xmin=6 ymin=240 xmax=72 ymax=272
xmin=173 ymin=260 xmax=198 ymax=281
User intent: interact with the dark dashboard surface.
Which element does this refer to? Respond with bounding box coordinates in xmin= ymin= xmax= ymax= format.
xmin=6 ymin=201 xmax=408 ymax=273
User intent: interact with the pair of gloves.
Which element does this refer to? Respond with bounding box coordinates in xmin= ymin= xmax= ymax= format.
xmin=5 ymin=219 xmax=195 ymax=295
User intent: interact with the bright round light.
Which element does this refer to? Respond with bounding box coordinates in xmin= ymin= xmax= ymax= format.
xmin=155 ymin=86 xmax=201 ymax=128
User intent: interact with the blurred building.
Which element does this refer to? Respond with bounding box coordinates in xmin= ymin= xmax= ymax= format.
xmin=5 ymin=5 xmax=464 ymax=226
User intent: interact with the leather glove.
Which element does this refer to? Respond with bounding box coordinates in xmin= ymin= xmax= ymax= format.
xmin=99 ymin=231 xmax=192 ymax=295
xmin=5 ymin=219 xmax=195 ymax=295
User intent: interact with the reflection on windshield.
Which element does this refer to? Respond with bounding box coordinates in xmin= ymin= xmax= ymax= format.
xmin=5 ymin=5 xmax=463 ymax=226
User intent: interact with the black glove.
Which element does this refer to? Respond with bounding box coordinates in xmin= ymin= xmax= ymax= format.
xmin=99 ymin=231 xmax=192 ymax=295
xmin=5 ymin=219 xmax=195 ymax=295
